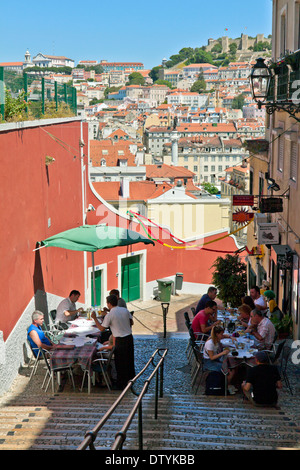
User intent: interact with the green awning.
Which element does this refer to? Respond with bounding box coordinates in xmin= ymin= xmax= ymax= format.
xmin=39 ymin=224 xmax=155 ymax=252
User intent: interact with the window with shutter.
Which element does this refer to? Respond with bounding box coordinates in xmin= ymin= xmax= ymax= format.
xmin=290 ymin=141 xmax=298 ymax=182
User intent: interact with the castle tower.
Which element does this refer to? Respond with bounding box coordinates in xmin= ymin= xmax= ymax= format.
xmin=241 ymin=34 xmax=249 ymax=51
xmin=221 ymin=36 xmax=229 ymax=53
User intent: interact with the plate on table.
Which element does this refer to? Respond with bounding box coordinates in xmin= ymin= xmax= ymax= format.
xmin=59 ymin=338 xmax=75 ymax=345
xmin=221 ymin=338 xmax=235 ymax=347
xmin=70 ymin=326 xmax=98 ymax=335
xmin=230 ymin=349 xmax=257 ymax=359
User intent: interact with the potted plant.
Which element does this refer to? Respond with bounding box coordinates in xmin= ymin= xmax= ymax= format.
xmin=271 ymin=313 xmax=292 ymax=339
xmin=211 ymin=254 xmax=247 ymax=308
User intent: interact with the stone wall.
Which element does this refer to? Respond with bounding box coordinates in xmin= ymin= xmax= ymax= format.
xmin=207 ymin=34 xmax=271 ymax=53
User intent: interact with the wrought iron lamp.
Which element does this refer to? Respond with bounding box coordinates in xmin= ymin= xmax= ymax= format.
xmin=250 ymin=57 xmax=300 ymax=122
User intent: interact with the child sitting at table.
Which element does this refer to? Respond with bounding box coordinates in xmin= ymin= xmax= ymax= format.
xmin=98 ymin=334 xmax=115 ymax=352
xmin=203 ymin=325 xmax=237 ymax=394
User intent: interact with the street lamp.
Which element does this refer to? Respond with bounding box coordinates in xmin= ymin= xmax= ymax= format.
xmin=250 ymin=57 xmax=272 ymax=104
xmin=250 ymin=57 xmax=300 ymax=122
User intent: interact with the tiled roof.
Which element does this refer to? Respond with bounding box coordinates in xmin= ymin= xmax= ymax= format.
xmin=90 ymin=140 xmax=136 ymax=167
xmin=177 ymin=122 xmax=237 ymax=133
xmin=146 ymin=164 xmax=195 ymax=178
xmin=0 ymin=62 xmax=23 ymax=66
xmin=92 ymin=180 xmax=172 ymax=201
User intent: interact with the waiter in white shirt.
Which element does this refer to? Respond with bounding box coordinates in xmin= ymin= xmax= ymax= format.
xmin=91 ymin=294 xmax=135 ymax=390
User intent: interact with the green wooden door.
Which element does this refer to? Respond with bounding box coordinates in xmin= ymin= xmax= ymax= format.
xmin=91 ymin=269 xmax=102 ymax=306
xmin=121 ymin=255 xmax=140 ymax=302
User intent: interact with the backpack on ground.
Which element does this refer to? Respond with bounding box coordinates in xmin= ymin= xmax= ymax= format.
xmin=205 ymin=371 xmax=225 ymax=396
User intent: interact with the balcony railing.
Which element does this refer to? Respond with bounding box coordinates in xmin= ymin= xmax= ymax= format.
xmin=267 ymin=50 xmax=300 ymax=103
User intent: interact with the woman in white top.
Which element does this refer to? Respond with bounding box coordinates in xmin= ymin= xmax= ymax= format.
xmin=203 ymin=325 xmax=237 ymax=392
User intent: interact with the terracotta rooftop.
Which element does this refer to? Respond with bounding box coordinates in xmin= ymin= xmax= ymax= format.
xmin=90 ymin=140 xmax=136 ymax=167
xmin=92 ymin=180 xmax=172 ymax=201
xmin=146 ymin=164 xmax=195 ymax=179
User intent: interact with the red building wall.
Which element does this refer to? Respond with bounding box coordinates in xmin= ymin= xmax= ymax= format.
xmin=0 ymin=119 xmax=88 ymax=340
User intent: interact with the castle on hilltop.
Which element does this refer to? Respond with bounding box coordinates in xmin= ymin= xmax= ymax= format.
xmin=206 ymin=33 xmax=271 ymax=54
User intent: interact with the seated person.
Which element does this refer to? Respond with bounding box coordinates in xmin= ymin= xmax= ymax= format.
xmin=109 ymin=289 xmax=127 ymax=308
xmin=241 ymin=295 xmax=255 ymax=311
xmin=98 ymin=334 xmax=115 ymax=353
xmin=242 ymin=351 xmax=282 ymax=406
xmin=195 ymin=287 xmax=217 ymax=315
xmin=245 ymin=308 xmax=276 ymax=349
xmin=237 ymin=304 xmax=252 ymax=328
xmin=264 ymin=290 xmax=283 ymax=321
xmin=96 ymin=335 xmax=117 ymax=383
xmin=203 ymin=325 xmax=237 ymax=394
xmin=191 ymin=300 xmax=220 ymax=338
xmin=56 ymin=290 xmax=83 ymax=326
xmin=260 ymin=280 xmax=270 ymax=295
xmin=250 ymin=286 xmax=268 ymax=316
xmin=27 ymin=311 xmax=54 ymax=356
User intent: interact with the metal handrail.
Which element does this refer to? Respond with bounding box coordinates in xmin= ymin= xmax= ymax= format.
xmin=77 ymin=347 xmax=168 ymax=451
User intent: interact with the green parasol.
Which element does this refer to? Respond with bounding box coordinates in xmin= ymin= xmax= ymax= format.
xmin=38 ymin=224 xmax=154 ymax=303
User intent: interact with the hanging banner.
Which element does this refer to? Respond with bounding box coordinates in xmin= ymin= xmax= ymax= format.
xmin=232 ymin=195 xmax=254 ymax=206
xmin=257 ymin=223 xmax=279 ymax=245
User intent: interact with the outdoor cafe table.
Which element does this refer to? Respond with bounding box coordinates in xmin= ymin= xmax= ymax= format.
xmin=50 ymin=317 xmax=103 ymax=389
xmin=220 ymin=337 xmax=257 ymax=395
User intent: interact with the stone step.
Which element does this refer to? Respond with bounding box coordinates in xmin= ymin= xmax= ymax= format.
xmin=1 ymin=393 xmax=300 ymax=451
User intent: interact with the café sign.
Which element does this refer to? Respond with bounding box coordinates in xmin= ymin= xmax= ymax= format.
xmin=232 ymin=195 xmax=254 ymax=206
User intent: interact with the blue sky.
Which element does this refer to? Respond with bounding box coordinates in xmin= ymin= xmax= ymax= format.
xmin=1 ymin=0 xmax=273 ymax=69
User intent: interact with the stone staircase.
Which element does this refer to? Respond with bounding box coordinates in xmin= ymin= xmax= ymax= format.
xmin=1 ymin=334 xmax=299 ymax=451
xmin=0 ymin=391 xmax=300 ymax=450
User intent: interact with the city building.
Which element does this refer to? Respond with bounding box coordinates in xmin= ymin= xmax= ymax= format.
xmin=32 ymin=53 xmax=75 ymax=68
xmin=247 ymin=0 xmax=300 ymax=338
xmin=100 ymin=61 xmax=144 ymax=72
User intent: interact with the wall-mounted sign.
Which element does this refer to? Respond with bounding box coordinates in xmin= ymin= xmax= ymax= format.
xmin=232 ymin=209 xmax=254 ymax=225
xmin=259 ymin=197 xmax=283 ymax=213
xmin=232 ymin=195 xmax=254 ymax=206
xmin=257 ymin=223 xmax=279 ymax=245
xmin=277 ymin=252 xmax=293 ymax=270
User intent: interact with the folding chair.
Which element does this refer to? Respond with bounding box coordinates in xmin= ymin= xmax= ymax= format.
xmin=191 ymin=307 xmax=196 ymax=317
xmin=268 ymin=340 xmax=286 ymax=364
xmin=191 ymin=347 xmax=210 ymax=394
xmin=26 ymin=340 xmax=43 ymax=380
xmin=278 ymin=344 xmax=293 ymax=395
xmin=80 ymin=347 xmax=115 ymax=393
xmin=184 ymin=311 xmax=192 ymax=351
xmin=49 ymin=309 xmax=57 ymax=324
xmin=184 ymin=311 xmax=191 ymax=330
xmin=187 ymin=327 xmax=208 ymax=364
xmin=41 ymin=321 xmax=64 ymax=344
xmin=41 ymin=349 xmax=75 ymax=394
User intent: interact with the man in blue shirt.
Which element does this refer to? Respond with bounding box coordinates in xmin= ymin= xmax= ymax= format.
xmin=27 ymin=311 xmax=53 ymax=357
xmin=195 ymin=286 xmax=217 ymax=314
